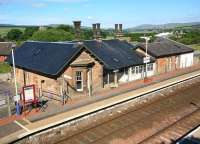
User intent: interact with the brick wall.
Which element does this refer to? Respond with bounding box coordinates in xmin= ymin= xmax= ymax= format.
xmin=156 ymin=56 xmax=178 ymax=74
xmin=0 ymin=56 xmax=7 ymax=62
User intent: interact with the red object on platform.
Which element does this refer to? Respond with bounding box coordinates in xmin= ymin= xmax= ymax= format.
xmin=144 ymin=78 xmax=153 ymax=83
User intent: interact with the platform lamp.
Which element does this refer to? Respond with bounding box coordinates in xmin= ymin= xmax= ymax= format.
xmin=140 ymin=36 xmax=151 ymax=79
xmin=11 ymin=43 xmax=20 ymax=115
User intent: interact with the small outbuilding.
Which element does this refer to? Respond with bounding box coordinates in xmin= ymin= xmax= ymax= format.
xmin=136 ymin=38 xmax=194 ymax=74
xmin=0 ymin=42 xmax=13 ymax=62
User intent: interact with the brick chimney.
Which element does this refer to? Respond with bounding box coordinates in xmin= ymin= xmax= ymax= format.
xmin=115 ymin=24 xmax=123 ymax=38
xmin=92 ymin=23 xmax=97 ymax=39
xmin=115 ymin=24 xmax=118 ymax=35
xmin=73 ymin=21 xmax=81 ymax=40
xmin=96 ymin=23 xmax=101 ymax=39
xmin=119 ymin=24 xmax=123 ymax=34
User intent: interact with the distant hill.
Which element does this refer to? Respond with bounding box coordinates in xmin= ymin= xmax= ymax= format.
xmin=126 ymin=22 xmax=200 ymax=32
xmin=0 ymin=24 xmax=16 ymax=27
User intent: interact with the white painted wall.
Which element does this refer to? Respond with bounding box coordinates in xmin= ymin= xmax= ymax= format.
xmin=179 ymin=52 xmax=194 ymax=68
xmin=118 ymin=63 xmax=156 ymax=83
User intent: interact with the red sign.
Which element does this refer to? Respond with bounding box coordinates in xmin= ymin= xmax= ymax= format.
xmin=22 ymin=85 xmax=36 ymax=103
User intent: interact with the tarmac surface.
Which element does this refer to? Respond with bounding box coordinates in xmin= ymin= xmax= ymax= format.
xmin=0 ymin=122 xmax=21 ymax=138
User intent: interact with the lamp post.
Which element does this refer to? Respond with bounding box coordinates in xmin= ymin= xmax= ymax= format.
xmin=11 ymin=44 xmax=18 ymax=99
xmin=11 ymin=43 xmax=21 ymax=115
xmin=140 ymin=36 xmax=151 ymax=79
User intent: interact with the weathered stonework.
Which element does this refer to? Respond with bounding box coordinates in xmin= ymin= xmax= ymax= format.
xmin=15 ymin=50 xmax=104 ymax=99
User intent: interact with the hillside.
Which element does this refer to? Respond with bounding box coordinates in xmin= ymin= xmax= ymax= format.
xmin=126 ymin=22 xmax=200 ymax=32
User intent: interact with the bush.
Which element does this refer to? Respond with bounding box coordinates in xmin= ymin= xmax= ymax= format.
xmin=23 ymin=27 xmax=39 ymax=40
xmin=30 ymin=29 xmax=75 ymax=42
xmin=7 ymin=29 xmax=23 ymax=41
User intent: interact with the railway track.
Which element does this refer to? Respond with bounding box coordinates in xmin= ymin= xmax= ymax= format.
xmin=139 ymin=109 xmax=200 ymax=144
xmin=55 ymin=80 xmax=200 ymax=144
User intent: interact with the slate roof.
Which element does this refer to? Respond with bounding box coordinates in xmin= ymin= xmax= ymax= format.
xmin=8 ymin=39 xmax=151 ymax=77
xmin=0 ymin=42 xmax=13 ymax=56
xmin=137 ymin=38 xmax=194 ymax=58
xmin=7 ymin=41 xmax=81 ymax=76
xmin=83 ymin=40 xmax=146 ymax=70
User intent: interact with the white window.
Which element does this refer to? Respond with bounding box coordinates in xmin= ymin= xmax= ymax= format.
xmin=124 ymin=68 xmax=128 ymax=75
xmin=75 ymin=71 xmax=83 ymax=91
xmin=135 ymin=66 xmax=139 ymax=74
xmin=148 ymin=63 xmax=153 ymax=71
xmin=131 ymin=67 xmax=135 ymax=74
xmin=139 ymin=66 xmax=143 ymax=73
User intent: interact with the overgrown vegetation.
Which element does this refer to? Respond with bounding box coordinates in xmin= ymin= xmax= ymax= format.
xmin=170 ymin=30 xmax=200 ymax=45
xmin=31 ymin=29 xmax=75 ymax=42
xmin=0 ymin=62 xmax=11 ymax=73
xmin=0 ymin=25 xmax=110 ymax=43
xmin=189 ymin=44 xmax=200 ymax=51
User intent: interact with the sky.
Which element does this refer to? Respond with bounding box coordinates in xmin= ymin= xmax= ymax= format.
xmin=0 ymin=0 xmax=200 ymax=28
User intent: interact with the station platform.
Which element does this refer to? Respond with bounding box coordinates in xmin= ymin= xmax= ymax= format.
xmin=0 ymin=67 xmax=200 ymax=144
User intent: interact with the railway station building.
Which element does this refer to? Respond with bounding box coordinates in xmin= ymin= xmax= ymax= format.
xmin=7 ymin=22 xmax=194 ymax=100
xmin=8 ymin=38 xmax=155 ymax=98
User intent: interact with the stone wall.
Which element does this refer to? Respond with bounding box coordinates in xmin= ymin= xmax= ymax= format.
xmin=15 ymin=50 xmax=103 ymax=98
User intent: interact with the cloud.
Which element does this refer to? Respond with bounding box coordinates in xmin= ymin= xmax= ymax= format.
xmin=64 ymin=8 xmax=70 ymax=11
xmin=32 ymin=2 xmax=47 ymax=8
xmin=87 ymin=16 xmax=93 ymax=20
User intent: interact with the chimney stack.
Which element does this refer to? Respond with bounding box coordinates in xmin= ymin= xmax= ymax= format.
xmin=92 ymin=23 xmax=101 ymax=39
xmin=96 ymin=23 xmax=101 ymax=39
xmin=115 ymin=24 xmax=118 ymax=34
xmin=73 ymin=21 xmax=81 ymax=40
xmin=119 ymin=24 xmax=123 ymax=34
xmin=92 ymin=24 xmax=97 ymax=39
xmin=115 ymin=24 xmax=123 ymax=38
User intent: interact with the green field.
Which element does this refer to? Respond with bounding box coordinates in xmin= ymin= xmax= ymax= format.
xmin=0 ymin=62 xmax=11 ymax=73
xmin=0 ymin=27 xmax=25 ymax=37
xmin=189 ymin=44 xmax=200 ymax=51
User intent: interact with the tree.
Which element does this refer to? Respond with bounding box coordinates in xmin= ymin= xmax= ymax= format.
xmin=170 ymin=30 xmax=200 ymax=45
xmin=0 ymin=34 xmax=5 ymax=42
xmin=81 ymin=29 xmax=93 ymax=40
xmin=30 ymin=28 xmax=75 ymax=42
xmin=57 ymin=24 xmax=74 ymax=33
xmin=7 ymin=29 xmax=23 ymax=41
xmin=23 ymin=26 xmax=39 ymax=40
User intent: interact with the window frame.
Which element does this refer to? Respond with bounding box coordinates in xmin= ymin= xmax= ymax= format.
xmin=75 ymin=71 xmax=83 ymax=92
